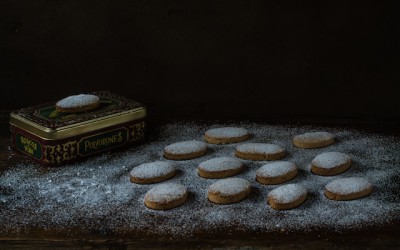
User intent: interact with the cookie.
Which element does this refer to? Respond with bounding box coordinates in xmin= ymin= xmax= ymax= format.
xmin=311 ymin=152 xmax=351 ymax=176
xmin=324 ymin=177 xmax=373 ymax=201
xmin=163 ymin=140 xmax=207 ymax=160
xmin=56 ymin=94 xmax=100 ymax=113
xmin=235 ymin=143 xmax=285 ymax=161
xmin=207 ymin=178 xmax=251 ymax=204
xmin=267 ymin=183 xmax=307 ymax=210
xmin=204 ymin=127 xmax=250 ymax=144
xmin=256 ymin=161 xmax=298 ymax=185
xmin=293 ymin=131 xmax=334 ymax=149
xmin=198 ymin=157 xmax=244 ymax=179
xmin=144 ymin=183 xmax=188 ymax=210
xmin=130 ymin=161 xmax=176 ymax=184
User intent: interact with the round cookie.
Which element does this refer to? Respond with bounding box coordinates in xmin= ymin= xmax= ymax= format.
xmin=311 ymin=152 xmax=351 ymax=176
xmin=204 ymin=127 xmax=250 ymax=144
xmin=56 ymin=94 xmax=100 ymax=113
xmin=293 ymin=131 xmax=334 ymax=149
xmin=256 ymin=161 xmax=298 ymax=185
xmin=130 ymin=161 xmax=176 ymax=184
xmin=198 ymin=157 xmax=244 ymax=179
xmin=144 ymin=183 xmax=188 ymax=210
xmin=267 ymin=183 xmax=307 ymax=210
xmin=207 ymin=178 xmax=251 ymax=204
xmin=235 ymin=143 xmax=285 ymax=161
xmin=163 ymin=140 xmax=207 ymax=160
xmin=324 ymin=177 xmax=373 ymax=201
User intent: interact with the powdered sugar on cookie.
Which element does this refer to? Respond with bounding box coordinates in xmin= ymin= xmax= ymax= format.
xmin=325 ymin=177 xmax=372 ymax=196
xmin=56 ymin=94 xmax=99 ymax=108
xmin=208 ymin=178 xmax=250 ymax=196
xmin=199 ymin=157 xmax=242 ymax=172
xmin=205 ymin=127 xmax=248 ymax=139
xmin=164 ymin=140 xmax=206 ymax=155
xmin=268 ymin=184 xmax=307 ymax=204
xmin=257 ymin=161 xmax=296 ymax=178
xmin=312 ymin=152 xmax=351 ymax=169
xmin=236 ymin=143 xmax=284 ymax=154
xmin=294 ymin=131 xmax=333 ymax=143
xmin=130 ymin=161 xmax=175 ymax=179
xmin=145 ymin=183 xmax=187 ymax=203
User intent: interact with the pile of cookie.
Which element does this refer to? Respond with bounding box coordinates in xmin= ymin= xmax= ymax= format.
xmin=129 ymin=127 xmax=373 ymax=210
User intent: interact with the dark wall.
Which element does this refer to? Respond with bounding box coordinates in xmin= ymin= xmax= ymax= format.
xmin=1 ymin=0 xmax=399 ymax=120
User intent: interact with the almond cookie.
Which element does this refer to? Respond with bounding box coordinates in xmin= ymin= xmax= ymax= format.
xmin=256 ymin=161 xmax=298 ymax=185
xmin=204 ymin=127 xmax=250 ymax=144
xmin=311 ymin=152 xmax=351 ymax=176
xmin=56 ymin=94 xmax=100 ymax=113
xmin=293 ymin=131 xmax=334 ymax=149
xmin=207 ymin=178 xmax=251 ymax=204
xmin=324 ymin=177 xmax=373 ymax=201
xmin=235 ymin=143 xmax=285 ymax=161
xmin=198 ymin=157 xmax=244 ymax=179
xmin=144 ymin=183 xmax=188 ymax=210
xmin=130 ymin=161 xmax=176 ymax=184
xmin=267 ymin=183 xmax=307 ymax=210
xmin=163 ymin=140 xmax=207 ymax=160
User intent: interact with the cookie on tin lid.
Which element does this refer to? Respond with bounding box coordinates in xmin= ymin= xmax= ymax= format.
xmin=56 ymin=94 xmax=100 ymax=113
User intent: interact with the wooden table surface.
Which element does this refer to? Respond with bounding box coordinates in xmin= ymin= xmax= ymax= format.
xmin=1 ymin=111 xmax=399 ymax=249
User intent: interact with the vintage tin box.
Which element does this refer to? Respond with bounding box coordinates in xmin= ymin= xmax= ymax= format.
xmin=9 ymin=91 xmax=146 ymax=165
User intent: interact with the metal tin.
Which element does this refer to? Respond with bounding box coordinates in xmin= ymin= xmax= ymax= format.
xmin=9 ymin=91 xmax=146 ymax=165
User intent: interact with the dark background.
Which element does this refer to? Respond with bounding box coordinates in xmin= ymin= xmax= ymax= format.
xmin=1 ymin=0 xmax=399 ymax=121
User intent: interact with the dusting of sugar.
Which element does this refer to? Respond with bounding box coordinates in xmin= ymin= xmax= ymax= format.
xmin=205 ymin=127 xmax=248 ymax=139
xmin=312 ymin=152 xmax=351 ymax=169
xmin=0 ymin=122 xmax=399 ymax=239
xmin=325 ymin=177 xmax=372 ymax=195
xmin=208 ymin=178 xmax=250 ymax=196
xmin=294 ymin=131 xmax=333 ymax=142
xmin=268 ymin=183 xmax=307 ymax=204
xmin=145 ymin=183 xmax=187 ymax=203
xmin=164 ymin=140 xmax=206 ymax=155
xmin=198 ymin=157 xmax=243 ymax=172
xmin=236 ymin=143 xmax=284 ymax=154
xmin=56 ymin=94 xmax=99 ymax=108
xmin=130 ymin=161 xmax=175 ymax=179
xmin=256 ymin=161 xmax=296 ymax=178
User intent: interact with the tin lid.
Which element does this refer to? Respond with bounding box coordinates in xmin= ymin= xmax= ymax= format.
xmin=10 ymin=91 xmax=146 ymax=140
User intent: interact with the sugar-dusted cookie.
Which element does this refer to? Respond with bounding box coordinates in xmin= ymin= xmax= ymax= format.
xmin=198 ymin=157 xmax=244 ymax=179
xmin=163 ymin=140 xmax=207 ymax=160
xmin=293 ymin=131 xmax=334 ymax=149
xmin=207 ymin=178 xmax=251 ymax=204
xmin=56 ymin=94 xmax=100 ymax=113
xmin=311 ymin=152 xmax=351 ymax=176
xmin=324 ymin=177 xmax=373 ymax=201
xmin=130 ymin=161 xmax=176 ymax=184
xmin=256 ymin=161 xmax=298 ymax=185
xmin=235 ymin=143 xmax=285 ymax=161
xmin=144 ymin=183 xmax=188 ymax=210
xmin=204 ymin=127 xmax=250 ymax=144
xmin=267 ymin=183 xmax=307 ymax=210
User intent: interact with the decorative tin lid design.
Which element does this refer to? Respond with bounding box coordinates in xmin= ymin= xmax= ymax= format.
xmin=10 ymin=91 xmax=146 ymax=140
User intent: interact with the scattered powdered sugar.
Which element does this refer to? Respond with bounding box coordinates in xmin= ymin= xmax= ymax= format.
xmin=130 ymin=161 xmax=175 ymax=179
xmin=0 ymin=122 xmax=399 ymax=239
xmin=325 ymin=177 xmax=373 ymax=195
xmin=312 ymin=152 xmax=351 ymax=169
xmin=205 ymin=127 xmax=249 ymax=138
xmin=256 ymin=161 xmax=296 ymax=178
xmin=145 ymin=183 xmax=187 ymax=203
xmin=236 ymin=143 xmax=284 ymax=154
xmin=56 ymin=94 xmax=99 ymax=108
xmin=268 ymin=183 xmax=307 ymax=204
xmin=164 ymin=140 xmax=206 ymax=155
xmin=294 ymin=131 xmax=333 ymax=142
xmin=198 ymin=157 xmax=243 ymax=172
xmin=208 ymin=178 xmax=250 ymax=196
